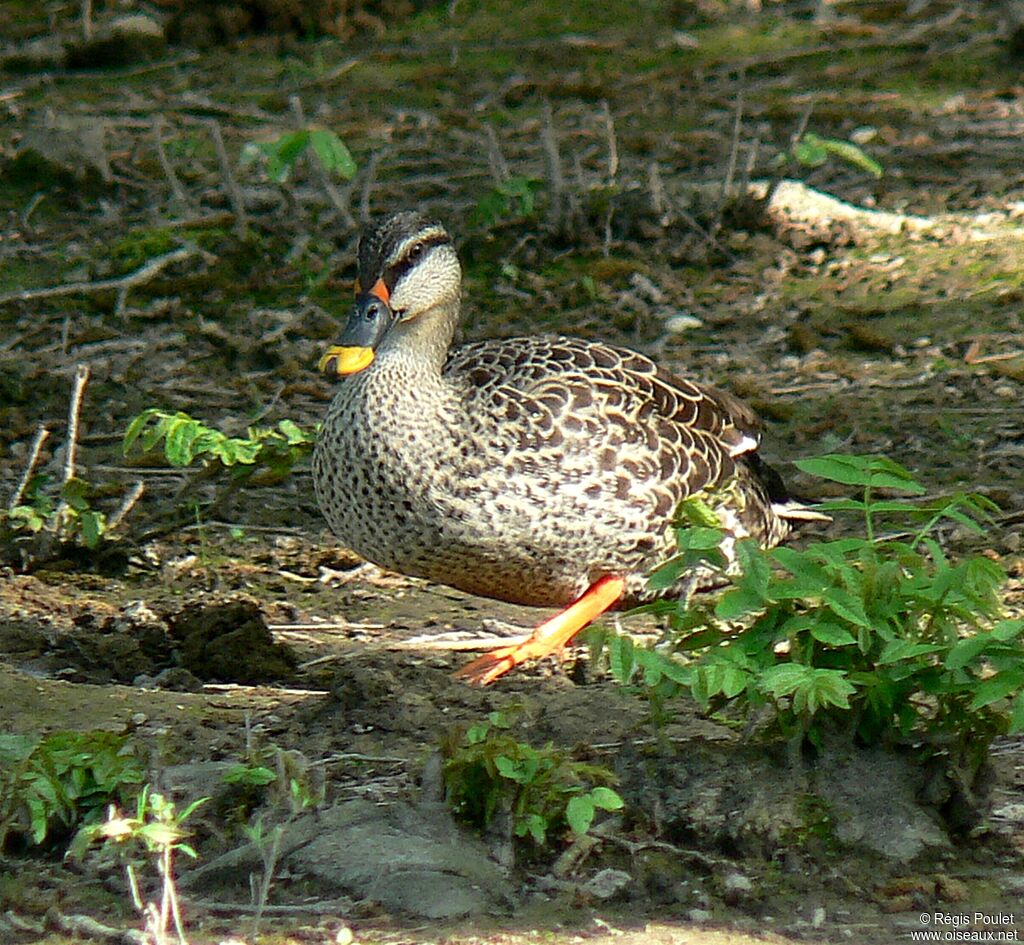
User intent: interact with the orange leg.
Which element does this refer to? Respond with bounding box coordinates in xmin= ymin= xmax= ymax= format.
xmin=453 ymin=575 xmax=626 ymax=686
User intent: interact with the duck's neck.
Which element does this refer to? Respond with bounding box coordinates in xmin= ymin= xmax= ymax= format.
xmin=377 ymin=298 xmax=459 ymax=377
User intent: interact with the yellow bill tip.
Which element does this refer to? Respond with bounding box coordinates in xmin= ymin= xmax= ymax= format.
xmin=318 ymin=346 xmax=375 ymax=376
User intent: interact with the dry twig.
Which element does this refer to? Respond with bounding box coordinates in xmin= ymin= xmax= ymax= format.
xmin=0 ymin=247 xmax=197 ymax=314
xmin=484 ymin=124 xmax=509 ymax=185
xmin=541 ymin=101 xmax=565 ymax=232
xmin=359 ymin=150 xmax=383 ymax=223
xmin=600 ymin=100 xmax=618 ymax=183
xmin=9 ymin=424 xmax=50 ymax=510
xmin=48 ymin=909 xmax=146 ymax=945
xmin=207 ymin=119 xmax=248 ymax=239
xmin=49 ymin=365 xmax=89 ymax=539
xmin=153 ymin=117 xmax=191 ymax=209
xmin=106 ymin=480 xmax=145 ymax=533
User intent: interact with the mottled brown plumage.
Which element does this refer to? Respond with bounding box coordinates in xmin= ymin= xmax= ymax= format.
xmin=313 ymin=212 xmax=803 ymax=681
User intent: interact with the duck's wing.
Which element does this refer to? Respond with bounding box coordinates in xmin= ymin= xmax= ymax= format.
xmin=445 ymin=335 xmax=762 ymax=477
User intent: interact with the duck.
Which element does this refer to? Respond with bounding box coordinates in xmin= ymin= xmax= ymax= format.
xmin=312 ymin=211 xmax=810 ymax=686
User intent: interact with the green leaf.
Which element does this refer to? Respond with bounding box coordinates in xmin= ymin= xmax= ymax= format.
xmin=792 ymin=133 xmax=829 ymax=168
xmin=993 ymin=620 xmax=1024 ymax=642
xmin=609 ymin=634 xmax=635 ymax=684
xmin=565 ymin=794 xmax=595 ymax=835
xmin=792 ymin=669 xmax=856 ymax=714
xmin=674 ymin=497 xmax=722 ymax=528
xmin=248 ymin=130 xmax=311 ymax=183
xmin=810 ymin=621 xmax=857 ymax=646
xmin=589 ymin=786 xmax=624 ymax=811
xmin=821 ymin=587 xmax=871 ymax=628
xmin=877 ymin=640 xmax=943 ymax=664
xmin=677 ymin=526 xmax=726 ymax=551
xmin=222 ymin=764 xmax=277 ymax=786
xmin=78 ymin=510 xmax=106 ymax=549
xmin=715 ymin=587 xmax=763 ymax=621
xmin=60 ymin=477 xmax=91 ymax=512
xmin=1010 ymin=693 xmax=1024 ymax=735
xmin=140 ymin=413 xmax=174 ymax=453
xmin=521 ymin=812 xmax=547 ymax=844
xmin=307 ymin=128 xmax=357 ymax=179
xmin=817 ymin=136 xmax=884 ymax=178
xmin=735 ymin=538 xmax=770 ymax=599
xmin=648 ymin=556 xmax=688 ymax=591
xmin=760 ymin=663 xmax=811 ymax=698
xmin=794 ymin=454 xmax=924 ymax=493
xmin=969 ymin=669 xmax=1024 ymax=709
xmin=123 ymin=408 xmax=159 ymax=455
xmin=944 ymin=634 xmax=992 ymax=671
xmin=164 ymin=417 xmax=200 ymax=466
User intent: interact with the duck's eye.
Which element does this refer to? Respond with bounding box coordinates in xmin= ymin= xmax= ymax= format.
xmin=408 ymin=241 xmax=425 ymax=261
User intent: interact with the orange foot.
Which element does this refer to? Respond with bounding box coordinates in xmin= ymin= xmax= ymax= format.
xmin=453 ymin=575 xmax=626 ymax=686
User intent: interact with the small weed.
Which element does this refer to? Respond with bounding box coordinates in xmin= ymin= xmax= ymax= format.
xmin=471 ymin=176 xmax=543 ymax=227
xmin=124 ymin=409 xmax=315 ymax=485
xmin=597 ymin=454 xmax=1022 ymax=779
xmin=0 ymin=731 xmax=145 ymax=851
xmin=780 ymin=130 xmax=883 ymax=178
xmin=442 ymin=708 xmax=623 ymax=848
xmin=72 ymin=786 xmax=208 ymax=945
xmin=241 ymin=127 xmax=356 ymax=183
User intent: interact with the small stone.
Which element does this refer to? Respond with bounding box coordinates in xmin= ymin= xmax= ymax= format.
xmin=581 ymin=868 xmax=632 ymax=900
xmin=335 ymin=927 xmax=355 ymax=945
xmin=664 ymin=313 xmax=704 ymax=334
xmin=850 ymin=126 xmax=878 ymax=145
xmin=812 ymin=906 xmax=826 ymax=927
xmin=724 ymin=872 xmax=752 ymax=892
xmin=687 ymin=908 xmax=712 ymax=923
xmin=722 ymin=871 xmax=754 ymax=904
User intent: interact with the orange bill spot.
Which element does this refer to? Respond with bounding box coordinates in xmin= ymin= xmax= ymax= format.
xmin=368 ymin=278 xmax=390 ymax=303
xmin=453 ymin=574 xmax=626 ymax=686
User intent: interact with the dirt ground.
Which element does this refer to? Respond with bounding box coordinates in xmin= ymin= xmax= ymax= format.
xmin=2 ymin=1 xmax=1024 ymax=943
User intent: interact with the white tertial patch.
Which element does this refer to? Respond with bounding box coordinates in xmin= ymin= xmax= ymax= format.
xmin=727 ymin=433 xmax=759 ymax=457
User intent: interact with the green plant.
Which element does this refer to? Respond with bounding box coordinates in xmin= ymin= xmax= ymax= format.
xmin=781 ymin=131 xmax=883 ymax=178
xmin=471 ymin=176 xmax=542 ymax=227
xmin=442 ymin=709 xmax=623 ymax=847
xmin=123 ymin=410 xmax=315 ymax=485
xmin=0 ymin=731 xmax=145 ymax=850
xmin=2 ymin=473 xmax=109 ymax=549
xmin=73 ymin=786 xmax=208 ymax=945
xmin=597 ymin=455 xmax=1022 ymax=772
xmin=241 ymin=127 xmax=356 ymax=183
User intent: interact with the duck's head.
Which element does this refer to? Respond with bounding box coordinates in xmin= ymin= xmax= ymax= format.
xmin=319 ymin=212 xmax=461 ymax=377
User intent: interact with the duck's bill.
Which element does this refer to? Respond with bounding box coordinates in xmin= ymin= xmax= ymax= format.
xmin=318 ymin=287 xmax=397 ymax=377
xmin=318 ymin=345 xmax=376 ymax=376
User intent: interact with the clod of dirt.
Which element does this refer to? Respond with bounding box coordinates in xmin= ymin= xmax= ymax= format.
xmin=10 ymin=115 xmax=112 ymax=186
xmin=64 ymin=15 xmax=167 ymax=70
xmin=168 ymin=599 xmax=296 ymax=684
xmin=184 ymin=798 xmax=515 ymax=919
